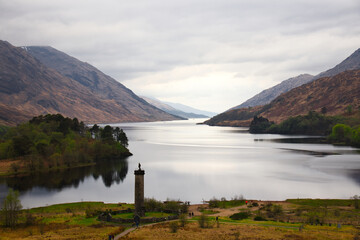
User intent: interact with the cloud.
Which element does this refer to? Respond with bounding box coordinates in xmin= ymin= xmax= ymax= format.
xmin=0 ymin=0 xmax=359 ymax=112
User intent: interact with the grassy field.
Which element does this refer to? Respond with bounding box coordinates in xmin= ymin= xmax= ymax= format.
xmin=1 ymin=199 xmax=360 ymax=239
xmin=123 ymin=198 xmax=360 ymax=239
xmin=0 ymin=201 xmax=132 ymax=240
xmin=122 ymin=221 xmax=357 ymax=240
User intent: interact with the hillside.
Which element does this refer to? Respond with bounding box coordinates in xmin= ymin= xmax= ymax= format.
xmin=261 ymin=69 xmax=360 ymax=123
xmin=233 ymin=48 xmax=360 ymax=109
xmin=205 ymin=69 xmax=360 ymax=126
xmin=314 ymin=48 xmax=360 ymax=80
xmin=141 ymin=96 xmax=209 ymax=119
xmin=233 ymin=74 xmax=314 ymax=109
xmin=206 ymin=48 xmax=360 ymax=127
xmin=0 ymin=41 xmax=181 ymax=125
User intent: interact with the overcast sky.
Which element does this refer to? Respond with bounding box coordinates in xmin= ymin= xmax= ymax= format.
xmin=1 ymin=0 xmax=359 ymax=112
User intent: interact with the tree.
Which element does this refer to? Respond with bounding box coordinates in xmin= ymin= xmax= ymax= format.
xmin=114 ymin=127 xmax=128 ymax=147
xmin=352 ymin=195 xmax=359 ymax=209
xmin=249 ymin=116 xmax=273 ymax=133
xmin=1 ymin=188 xmax=22 ymax=227
xmin=329 ymin=124 xmax=353 ymax=144
xmin=12 ymin=135 xmax=33 ymax=156
xmin=346 ymin=105 xmax=353 ymax=115
xmin=321 ymin=107 xmax=327 ymax=115
xmin=90 ymin=124 xmax=100 ymax=139
xmin=101 ymin=125 xmax=114 ymax=143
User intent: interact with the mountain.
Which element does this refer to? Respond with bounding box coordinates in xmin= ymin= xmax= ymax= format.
xmin=232 ymin=74 xmax=314 ymax=109
xmin=205 ymin=48 xmax=360 ymax=126
xmin=163 ymin=102 xmax=217 ymax=117
xmin=0 ymin=40 xmax=181 ymax=126
xmin=233 ymin=48 xmax=360 ymax=109
xmin=141 ymin=96 xmax=208 ymax=119
xmin=205 ymin=69 xmax=360 ymax=126
xmin=314 ymin=48 xmax=360 ymax=80
xmin=261 ymin=69 xmax=360 ymax=123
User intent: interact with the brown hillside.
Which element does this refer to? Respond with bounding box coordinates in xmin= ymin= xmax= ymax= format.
xmin=262 ymin=69 xmax=360 ymax=123
xmin=0 ymin=40 xmax=180 ymax=125
xmin=204 ymin=69 xmax=360 ymax=127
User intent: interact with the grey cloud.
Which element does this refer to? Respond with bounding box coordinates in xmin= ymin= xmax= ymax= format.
xmin=0 ymin=0 xmax=359 ymax=111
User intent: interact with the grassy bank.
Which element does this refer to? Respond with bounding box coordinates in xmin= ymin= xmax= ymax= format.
xmin=0 ymin=201 xmax=133 ymax=239
xmin=124 ymin=198 xmax=360 ymax=239
xmin=1 ymin=199 xmax=360 ymax=239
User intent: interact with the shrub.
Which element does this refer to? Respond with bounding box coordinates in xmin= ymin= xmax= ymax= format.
xmin=295 ymin=208 xmax=303 ymax=216
xmin=179 ymin=214 xmax=187 ymax=227
xmin=164 ymin=200 xmax=181 ymax=213
xmin=144 ymin=198 xmax=163 ymax=212
xmin=230 ymin=211 xmax=251 ymax=220
xmin=198 ymin=213 xmax=212 ymax=228
xmin=265 ymin=204 xmax=283 ymax=219
xmin=85 ymin=207 xmax=99 ymax=218
xmin=25 ymin=211 xmax=36 ymax=226
xmin=352 ymin=195 xmax=359 ymax=209
xmin=209 ymin=197 xmax=220 ymax=208
xmin=254 ymin=215 xmax=267 ymax=221
xmin=169 ymin=221 xmax=178 ymax=233
xmin=1 ymin=189 xmax=22 ymax=227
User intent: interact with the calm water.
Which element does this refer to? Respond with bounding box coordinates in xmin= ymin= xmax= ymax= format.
xmin=1 ymin=119 xmax=360 ymax=208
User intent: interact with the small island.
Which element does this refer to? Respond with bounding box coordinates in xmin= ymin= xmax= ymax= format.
xmin=0 ymin=114 xmax=132 ymax=176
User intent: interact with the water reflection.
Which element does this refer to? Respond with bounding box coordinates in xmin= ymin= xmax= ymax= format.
xmin=347 ymin=169 xmax=360 ymax=186
xmin=263 ymin=137 xmax=327 ymax=144
xmin=0 ymin=158 xmax=128 ymax=192
xmin=2 ymin=119 xmax=360 ymax=208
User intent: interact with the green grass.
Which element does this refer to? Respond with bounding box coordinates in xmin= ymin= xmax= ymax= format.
xmin=39 ymin=214 xmax=98 ymax=226
xmin=286 ymin=199 xmax=354 ymax=207
xmin=113 ymin=212 xmax=134 ymax=219
xmin=200 ymin=209 xmax=220 ymax=215
xmin=29 ymin=201 xmax=134 ymax=214
xmin=69 ymin=216 xmax=99 ymax=225
xmin=209 ymin=199 xmax=246 ymax=209
xmin=144 ymin=212 xmax=171 ymax=218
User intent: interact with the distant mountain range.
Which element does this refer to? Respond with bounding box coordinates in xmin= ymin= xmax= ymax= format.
xmin=233 ymin=48 xmax=360 ymax=109
xmin=205 ymin=48 xmax=360 ymax=127
xmin=163 ymin=102 xmax=217 ymax=118
xmin=0 ymin=40 xmax=182 ymax=125
xmin=141 ymin=96 xmax=213 ymax=119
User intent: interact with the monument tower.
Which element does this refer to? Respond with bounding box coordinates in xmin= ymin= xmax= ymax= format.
xmin=134 ymin=163 xmax=145 ymax=217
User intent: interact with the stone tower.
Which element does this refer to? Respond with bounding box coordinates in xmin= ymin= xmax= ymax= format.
xmin=134 ymin=163 xmax=145 ymax=217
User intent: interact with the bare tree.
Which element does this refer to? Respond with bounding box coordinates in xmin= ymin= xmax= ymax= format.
xmin=1 ymin=188 xmax=22 ymax=227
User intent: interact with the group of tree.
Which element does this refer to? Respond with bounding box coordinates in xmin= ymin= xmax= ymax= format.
xmin=250 ymin=111 xmax=338 ymax=135
xmin=328 ymin=124 xmax=360 ymax=147
xmin=249 ymin=111 xmax=360 ymax=147
xmin=0 ymin=114 xmax=131 ymax=173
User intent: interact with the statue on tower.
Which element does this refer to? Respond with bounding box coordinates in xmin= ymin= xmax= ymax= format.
xmin=138 ymin=163 xmax=141 ymax=170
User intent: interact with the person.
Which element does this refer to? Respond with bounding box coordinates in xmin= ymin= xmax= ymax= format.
xmin=134 ymin=214 xmax=140 ymax=228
